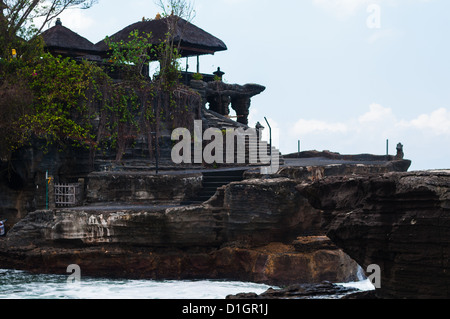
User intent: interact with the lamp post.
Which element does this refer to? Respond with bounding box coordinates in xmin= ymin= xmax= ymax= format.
xmin=152 ymin=132 xmax=159 ymax=175
xmin=386 ymin=139 xmax=389 ymax=157
xmin=45 ymin=171 xmax=49 ymax=210
xmin=264 ymin=117 xmax=272 ymax=167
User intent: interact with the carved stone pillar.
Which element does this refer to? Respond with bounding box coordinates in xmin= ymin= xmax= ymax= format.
xmin=231 ymin=96 xmax=251 ymax=125
xmin=204 ymin=82 xmax=265 ymax=126
xmin=207 ymin=94 xmax=231 ymax=116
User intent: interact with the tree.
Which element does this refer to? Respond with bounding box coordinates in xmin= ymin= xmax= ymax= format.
xmin=154 ymin=0 xmax=196 ymax=85
xmin=155 ymin=0 xmax=195 ymax=22
xmin=0 ymin=53 xmax=107 ymax=160
xmin=1 ymin=0 xmax=97 ymax=35
xmin=0 ymin=0 xmax=97 ymax=59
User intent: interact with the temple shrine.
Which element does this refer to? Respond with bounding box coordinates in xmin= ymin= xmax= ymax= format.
xmin=41 ymin=15 xmax=266 ymax=126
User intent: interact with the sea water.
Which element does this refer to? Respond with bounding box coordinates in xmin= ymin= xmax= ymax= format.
xmin=0 ymin=269 xmax=273 ymax=299
xmin=0 ymin=268 xmax=374 ymax=299
xmin=338 ymin=264 xmax=376 ymax=292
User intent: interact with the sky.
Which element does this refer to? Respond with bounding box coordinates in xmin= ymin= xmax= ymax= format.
xmin=45 ymin=0 xmax=450 ymax=171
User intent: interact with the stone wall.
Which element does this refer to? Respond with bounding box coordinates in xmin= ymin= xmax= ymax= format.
xmin=85 ymin=172 xmax=203 ymax=205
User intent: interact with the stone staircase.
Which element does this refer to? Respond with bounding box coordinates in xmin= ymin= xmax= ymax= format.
xmin=186 ymin=168 xmax=246 ymax=204
xmin=202 ymin=108 xmax=248 ymax=130
xmin=202 ymin=109 xmax=284 ymax=166
xmin=94 ymin=108 xmax=283 ymax=172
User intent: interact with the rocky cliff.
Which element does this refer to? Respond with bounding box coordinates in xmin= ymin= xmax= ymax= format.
xmin=0 ymin=176 xmax=359 ymax=286
xmin=298 ymin=170 xmax=450 ymax=298
xmin=2 ymin=156 xmax=423 ymax=291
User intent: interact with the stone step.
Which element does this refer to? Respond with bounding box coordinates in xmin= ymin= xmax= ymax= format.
xmin=202 ymin=178 xmax=239 ymax=185
xmin=187 ymin=169 xmax=247 ymax=203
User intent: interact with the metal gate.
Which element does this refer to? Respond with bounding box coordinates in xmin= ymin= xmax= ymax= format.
xmin=55 ymin=183 xmax=80 ymax=207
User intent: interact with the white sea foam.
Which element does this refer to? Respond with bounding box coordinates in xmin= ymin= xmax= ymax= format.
xmin=0 ymin=269 xmax=273 ymax=299
xmin=337 ymin=279 xmax=376 ymax=292
xmin=0 ymin=269 xmax=374 ymax=299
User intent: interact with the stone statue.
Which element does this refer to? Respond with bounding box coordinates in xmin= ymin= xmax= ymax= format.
xmin=396 ymin=143 xmax=404 ymax=160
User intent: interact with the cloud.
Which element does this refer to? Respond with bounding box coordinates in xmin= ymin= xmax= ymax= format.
xmin=37 ymin=9 xmax=95 ymax=34
xmin=282 ymin=103 xmax=450 ymax=170
xmin=291 ymin=103 xmax=450 ymax=138
xmin=57 ymin=9 xmax=95 ymax=32
xmin=398 ymin=108 xmax=450 ymax=135
xmin=358 ymin=103 xmax=394 ymax=123
xmin=286 ymin=103 xmax=450 ymax=151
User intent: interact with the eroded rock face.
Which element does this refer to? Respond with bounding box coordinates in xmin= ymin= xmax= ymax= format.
xmin=298 ymin=170 xmax=450 ymax=299
xmin=5 ymin=206 xmax=222 ymax=248
xmin=0 ymin=177 xmax=359 ymax=286
xmin=221 ymin=178 xmax=323 ymax=244
xmin=5 ymin=178 xmax=320 ymax=248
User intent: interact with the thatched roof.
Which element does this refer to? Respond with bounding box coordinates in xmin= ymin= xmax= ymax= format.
xmin=95 ymin=15 xmax=227 ymax=57
xmin=41 ymin=19 xmax=98 ymax=54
